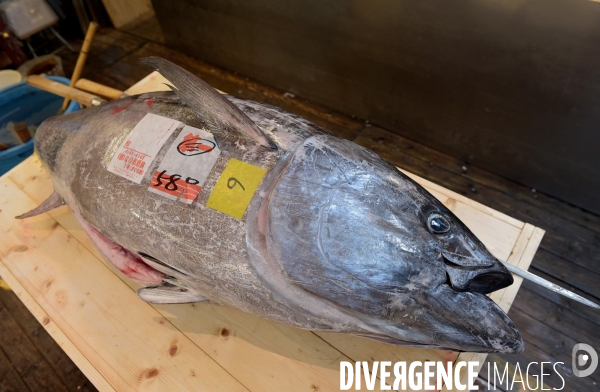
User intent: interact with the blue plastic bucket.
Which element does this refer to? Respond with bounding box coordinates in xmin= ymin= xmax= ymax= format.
xmin=0 ymin=76 xmax=80 ymax=176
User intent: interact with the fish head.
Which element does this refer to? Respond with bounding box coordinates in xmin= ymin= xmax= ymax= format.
xmin=34 ymin=111 xmax=84 ymax=175
xmin=263 ymin=134 xmax=523 ymax=353
xmin=415 ymin=201 xmax=514 ymax=295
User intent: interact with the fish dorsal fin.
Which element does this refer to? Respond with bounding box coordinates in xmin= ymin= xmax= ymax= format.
xmin=16 ymin=190 xmax=65 ymax=219
xmin=140 ymin=57 xmax=273 ymax=148
xmin=137 ymin=283 xmax=208 ymax=304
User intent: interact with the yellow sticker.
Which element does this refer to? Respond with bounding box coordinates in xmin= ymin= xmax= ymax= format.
xmin=0 ymin=278 xmax=11 ymax=291
xmin=206 ymin=158 xmax=266 ymax=219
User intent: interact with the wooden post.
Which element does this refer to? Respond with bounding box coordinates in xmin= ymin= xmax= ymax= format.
xmin=75 ymin=78 xmax=126 ymax=100
xmin=28 ymin=75 xmax=105 ymax=107
xmin=61 ymin=22 xmax=98 ymax=111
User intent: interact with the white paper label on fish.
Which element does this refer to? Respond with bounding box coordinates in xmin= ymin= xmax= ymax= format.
xmin=147 ymin=125 xmax=221 ymax=204
xmin=108 ymin=113 xmax=181 ymax=183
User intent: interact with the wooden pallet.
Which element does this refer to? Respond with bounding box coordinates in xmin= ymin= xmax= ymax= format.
xmin=0 ymin=73 xmax=544 ymax=392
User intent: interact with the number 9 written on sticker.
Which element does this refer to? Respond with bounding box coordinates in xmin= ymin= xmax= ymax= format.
xmin=206 ymin=158 xmax=266 ymax=219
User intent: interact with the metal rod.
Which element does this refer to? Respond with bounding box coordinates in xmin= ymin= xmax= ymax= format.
xmin=48 ymin=26 xmax=75 ymax=52
xmin=501 ymin=261 xmax=600 ymax=309
xmin=26 ymin=38 xmax=37 ymax=58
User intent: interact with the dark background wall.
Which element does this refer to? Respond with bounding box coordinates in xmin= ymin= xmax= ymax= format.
xmin=152 ymin=0 xmax=600 ymax=215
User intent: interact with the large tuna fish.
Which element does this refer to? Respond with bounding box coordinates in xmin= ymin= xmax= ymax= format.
xmin=19 ymin=58 xmax=523 ymax=353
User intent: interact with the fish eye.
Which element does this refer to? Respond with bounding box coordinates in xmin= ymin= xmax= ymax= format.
xmin=427 ymin=213 xmax=450 ymax=234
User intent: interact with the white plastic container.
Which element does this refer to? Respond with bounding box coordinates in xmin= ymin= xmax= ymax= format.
xmin=0 ymin=70 xmax=22 ymax=90
xmin=0 ymin=0 xmax=58 ymax=40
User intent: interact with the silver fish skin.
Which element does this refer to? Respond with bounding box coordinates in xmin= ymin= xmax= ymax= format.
xmin=29 ymin=57 xmax=523 ymax=353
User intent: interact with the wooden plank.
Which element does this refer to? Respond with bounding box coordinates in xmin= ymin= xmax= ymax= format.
xmin=124 ymin=71 xmax=171 ymax=95
xmin=154 ymin=304 xmax=362 ymax=392
xmin=496 ymin=225 xmax=545 ymax=312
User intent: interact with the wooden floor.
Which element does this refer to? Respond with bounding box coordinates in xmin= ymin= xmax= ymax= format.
xmin=2 ymin=17 xmax=599 ymax=391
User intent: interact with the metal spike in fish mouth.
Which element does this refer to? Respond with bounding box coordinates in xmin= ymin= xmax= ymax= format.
xmin=21 ymin=57 xmax=524 ymax=353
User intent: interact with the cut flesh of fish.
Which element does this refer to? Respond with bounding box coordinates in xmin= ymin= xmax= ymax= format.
xmin=78 ymin=217 xmax=165 ymax=285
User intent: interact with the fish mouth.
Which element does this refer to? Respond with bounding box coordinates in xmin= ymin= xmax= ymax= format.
xmin=363 ymin=255 xmax=523 ymax=353
xmin=374 ymin=285 xmax=525 ymax=354
xmin=442 ymin=252 xmax=514 ymax=294
xmin=355 ymin=270 xmax=524 ymax=353
xmin=442 ymin=288 xmax=524 ymax=353
xmin=431 ymin=253 xmax=523 ymax=353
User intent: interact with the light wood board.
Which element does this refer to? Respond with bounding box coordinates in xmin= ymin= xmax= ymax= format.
xmin=0 ymin=73 xmax=545 ymax=392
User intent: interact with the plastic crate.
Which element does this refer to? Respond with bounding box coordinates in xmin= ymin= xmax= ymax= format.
xmin=0 ymin=76 xmax=79 ymax=176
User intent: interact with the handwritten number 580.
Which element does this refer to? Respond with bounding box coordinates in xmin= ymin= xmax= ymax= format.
xmin=154 ymin=170 xmax=181 ymax=190
xmin=154 ymin=170 xmax=198 ymax=191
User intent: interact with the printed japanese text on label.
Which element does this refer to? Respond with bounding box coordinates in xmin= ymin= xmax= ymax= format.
xmin=108 ymin=113 xmax=181 ymax=183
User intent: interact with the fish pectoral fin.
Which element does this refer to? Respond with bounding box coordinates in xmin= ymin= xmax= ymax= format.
xmin=137 ymin=283 xmax=208 ymax=304
xmin=140 ymin=57 xmax=274 ymax=148
xmin=16 ymin=190 xmax=65 ymax=219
